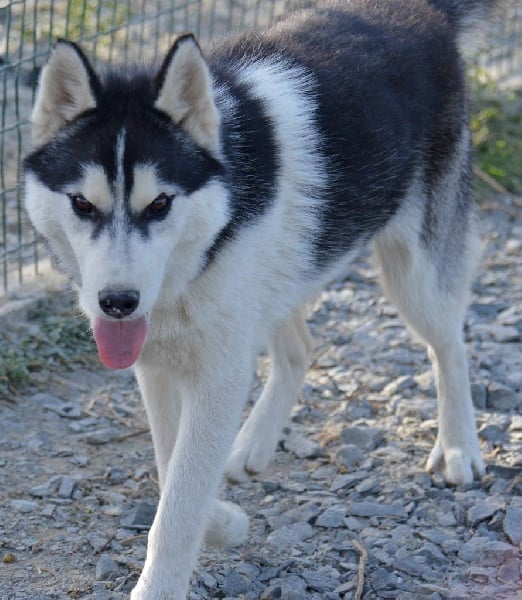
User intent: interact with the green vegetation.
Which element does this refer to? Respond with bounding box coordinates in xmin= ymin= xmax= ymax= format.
xmin=470 ymin=72 xmax=522 ymax=197
xmin=0 ymin=295 xmax=96 ymax=401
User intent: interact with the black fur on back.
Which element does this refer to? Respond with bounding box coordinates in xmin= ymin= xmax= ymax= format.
xmin=208 ymin=0 xmax=478 ymax=266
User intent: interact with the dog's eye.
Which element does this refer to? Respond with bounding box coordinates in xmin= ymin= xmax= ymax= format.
xmin=146 ymin=193 xmax=174 ymax=218
xmin=68 ymin=193 xmax=94 ymax=217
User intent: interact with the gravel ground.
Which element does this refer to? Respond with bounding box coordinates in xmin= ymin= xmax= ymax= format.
xmin=0 ymin=194 xmax=520 ymax=600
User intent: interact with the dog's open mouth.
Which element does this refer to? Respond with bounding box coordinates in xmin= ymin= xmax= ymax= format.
xmin=93 ymin=316 xmax=148 ymax=369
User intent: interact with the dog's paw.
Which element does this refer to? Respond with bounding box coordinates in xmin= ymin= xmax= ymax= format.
xmin=426 ymin=440 xmax=485 ymax=485
xmin=204 ymin=500 xmax=249 ymax=547
xmin=130 ymin=578 xmax=184 ymax=600
xmin=225 ymin=426 xmax=277 ymax=483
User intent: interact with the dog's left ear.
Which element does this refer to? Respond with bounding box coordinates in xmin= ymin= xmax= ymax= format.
xmin=153 ymin=34 xmax=221 ymax=158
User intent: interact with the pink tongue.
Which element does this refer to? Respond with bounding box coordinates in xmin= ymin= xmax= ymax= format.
xmin=93 ymin=316 xmax=148 ymax=369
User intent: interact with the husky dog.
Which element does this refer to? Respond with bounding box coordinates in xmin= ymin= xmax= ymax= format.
xmin=24 ymin=0 xmax=499 ymax=596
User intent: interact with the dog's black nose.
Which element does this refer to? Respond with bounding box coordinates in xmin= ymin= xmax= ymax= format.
xmin=98 ymin=289 xmax=140 ymax=318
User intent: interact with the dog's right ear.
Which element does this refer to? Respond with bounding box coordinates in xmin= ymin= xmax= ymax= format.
xmin=31 ymin=40 xmax=100 ymax=147
xmin=153 ymin=34 xmax=222 ymax=158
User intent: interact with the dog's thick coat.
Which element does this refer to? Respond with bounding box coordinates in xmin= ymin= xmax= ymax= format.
xmin=24 ymin=0 xmax=498 ymax=597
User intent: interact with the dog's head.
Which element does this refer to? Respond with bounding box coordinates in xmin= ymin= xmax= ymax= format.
xmin=24 ymin=37 xmax=229 ymax=369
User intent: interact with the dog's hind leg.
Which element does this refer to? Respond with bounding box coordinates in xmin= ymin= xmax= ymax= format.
xmin=226 ymin=307 xmax=314 ymax=483
xmin=372 ymin=182 xmax=484 ymax=485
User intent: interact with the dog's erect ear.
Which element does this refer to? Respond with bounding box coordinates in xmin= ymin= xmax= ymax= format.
xmin=31 ymin=40 xmax=100 ymax=147
xmin=154 ymin=34 xmax=221 ymax=157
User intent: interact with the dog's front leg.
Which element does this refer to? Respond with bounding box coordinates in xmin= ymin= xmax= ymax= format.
xmin=134 ymin=364 xmax=182 ymax=492
xmin=130 ymin=357 xmax=252 ymax=600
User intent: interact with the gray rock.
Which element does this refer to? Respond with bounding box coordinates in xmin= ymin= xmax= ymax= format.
xmin=395 ymin=398 xmax=435 ymax=420
xmin=334 ymin=444 xmax=364 ymax=469
xmin=489 ymin=325 xmax=520 ymax=343
xmin=198 ymin=570 xmax=217 ymax=589
xmin=478 ymin=424 xmax=508 ymax=443
xmin=350 ymin=501 xmax=407 ymax=519
xmin=27 ymin=432 xmax=54 ymax=452
xmin=45 ymin=402 xmax=83 ymax=419
xmin=471 ymin=382 xmax=487 ymax=410
xmin=89 ymin=534 xmax=112 ymax=553
xmin=497 ymin=559 xmax=521 ymax=584
xmin=261 ymin=481 xmax=281 ymax=494
xmin=283 ymin=501 xmax=322 ymax=524
xmin=343 ymin=516 xmax=365 ymax=531
xmin=503 ymin=506 xmax=522 ymax=545
xmin=382 ymin=375 xmax=416 ymax=396
xmin=283 ymin=430 xmax=323 ymax=459
xmin=497 ymin=303 xmax=522 ymax=324
xmin=315 ymin=505 xmax=346 ymax=528
xmin=10 ymin=499 xmax=38 ymax=513
xmin=301 ymin=566 xmax=340 ymax=592
xmin=30 ymin=392 xmax=63 ymax=406
xmin=330 ymin=471 xmax=368 ymax=492
xmin=470 ymin=302 xmax=507 ymax=318
xmin=121 ymin=502 xmax=157 ymax=530
xmin=393 ymin=558 xmax=437 ymax=582
xmin=340 ymin=426 xmax=384 ymax=450
xmin=355 ymin=475 xmax=382 ymax=495
xmin=85 ymin=427 xmax=120 ymax=445
xmin=262 ymin=575 xmax=308 ymax=600
xmin=222 ymin=570 xmax=251 ymax=596
xmin=70 ymin=455 xmax=90 ymax=467
xmin=95 ymin=554 xmax=121 ymax=581
xmin=236 ymin=561 xmax=261 ymax=579
xmin=510 ymin=415 xmax=522 ymax=431
xmin=41 ymin=503 xmax=56 ymax=517
xmin=487 ymin=383 xmax=522 ymax=411
xmin=371 ymin=567 xmax=398 ymax=591
xmin=466 ymin=497 xmax=504 ymax=526
xmin=260 ymin=584 xmax=282 ymax=600
xmin=58 ymin=475 xmax=80 ymax=499
xmin=458 ymin=537 xmax=514 ymax=566
xmin=310 ymin=464 xmax=336 ymax=480
xmin=28 ymin=476 xmax=62 ymax=498
xmin=259 ymin=507 xmax=294 ymax=530
xmin=435 ymin=509 xmax=457 ymax=527
xmin=441 ymin=538 xmax=460 ymax=554
xmin=266 ymin=522 xmax=314 ymax=551
xmin=414 ymin=542 xmax=449 ymax=564
xmin=68 ymin=417 xmax=100 ymax=433
xmin=334 ymin=580 xmax=356 ymax=595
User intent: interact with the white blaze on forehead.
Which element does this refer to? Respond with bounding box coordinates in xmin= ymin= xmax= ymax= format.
xmin=77 ymin=164 xmax=113 ymax=212
xmin=114 ymin=128 xmax=127 ymax=207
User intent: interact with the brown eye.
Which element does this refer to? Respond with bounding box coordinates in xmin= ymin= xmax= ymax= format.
xmin=68 ymin=193 xmax=94 ymax=216
xmin=146 ymin=193 xmax=174 ymax=219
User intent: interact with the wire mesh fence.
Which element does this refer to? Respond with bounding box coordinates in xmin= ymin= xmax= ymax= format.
xmin=479 ymin=2 xmax=522 ymax=88
xmin=0 ymin=0 xmax=521 ymax=294
xmin=0 ymin=0 xmax=302 ymax=293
